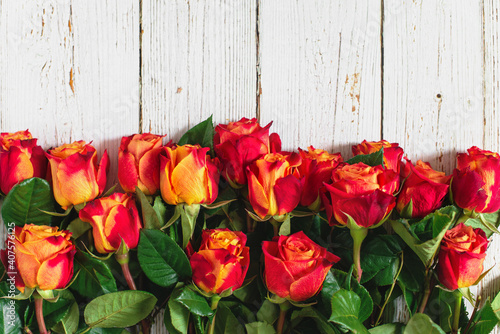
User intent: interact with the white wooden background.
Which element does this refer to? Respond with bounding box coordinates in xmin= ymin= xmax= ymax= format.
xmin=0 ymin=0 xmax=499 ymax=332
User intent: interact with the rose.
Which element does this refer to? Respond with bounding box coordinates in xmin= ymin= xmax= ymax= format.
xmin=214 ymin=117 xmax=282 ymax=187
xmin=1 ymin=224 xmax=76 ymax=292
xmin=352 ymin=140 xmax=404 ymax=174
xmin=396 ymin=159 xmax=451 ymax=218
xmin=437 ymin=223 xmax=488 ymax=290
xmin=262 ymin=231 xmax=340 ymax=302
xmin=159 ymin=144 xmax=219 ymax=205
xmin=451 ymin=146 xmax=500 ymax=213
xmin=118 ymin=133 xmax=164 ymax=195
xmin=46 ymin=141 xmax=109 ymax=209
xmin=0 ymin=130 xmax=47 ymax=194
xmin=190 ymin=228 xmax=250 ymax=294
xmin=321 ymin=162 xmax=398 ymax=228
xmin=246 ymin=152 xmax=302 ymax=219
xmin=79 ymin=193 xmax=142 ymax=254
xmin=297 ymin=146 xmax=342 ymax=210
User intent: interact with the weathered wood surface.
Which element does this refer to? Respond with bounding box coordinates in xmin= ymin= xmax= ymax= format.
xmin=0 ymin=0 xmax=499 ymax=332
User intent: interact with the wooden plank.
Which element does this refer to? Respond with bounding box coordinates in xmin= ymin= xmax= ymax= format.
xmin=0 ymin=0 xmax=140 ymax=187
xmin=258 ymin=0 xmax=382 ymax=157
xmin=141 ymin=0 xmax=257 ymax=141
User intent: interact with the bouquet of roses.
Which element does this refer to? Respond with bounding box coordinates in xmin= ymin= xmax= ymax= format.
xmin=0 ymin=117 xmax=499 ymax=334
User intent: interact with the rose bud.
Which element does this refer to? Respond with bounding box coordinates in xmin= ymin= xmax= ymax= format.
xmin=0 ymin=224 xmax=76 ymax=292
xmin=190 ymin=229 xmax=250 ymax=294
xmin=262 ymin=231 xmax=340 ymax=302
xmin=160 ymin=144 xmax=219 ymax=205
xmin=321 ymin=162 xmax=398 ymax=228
xmin=118 ymin=133 xmax=164 ymax=195
xmin=352 ymin=140 xmax=404 ymax=174
xmin=437 ymin=223 xmax=488 ymax=290
xmin=0 ymin=130 xmax=47 ymax=194
xmin=396 ymin=159 xmax=451 ymax=218
xmin=46 ymin=141 xmax=109 ymax=209
xmin=79 ymin=193 xmax=142 ymax=254
xmin=246 ymin=152 xmax=302 ymax=219
xmin=297 ymin=146 xmax=342 ymax=210
xmin=214 ymin=117 xmax=281 ymax=187
xmin=452 ymin=147 xmax=500 ymax=214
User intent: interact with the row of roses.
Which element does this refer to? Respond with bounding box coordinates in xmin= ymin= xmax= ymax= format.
xmin=0 ymin=117 xmax=498 ymax=334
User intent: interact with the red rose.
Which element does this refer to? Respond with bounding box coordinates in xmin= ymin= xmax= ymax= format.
xmin=296 ymin=146 xmax=342 ymax=210
xmin=118 ymin=133 xmax=164 ymax=195
xmin=352 ymin=140 xmax=404 ymax=174
xmin=246 ymin=152 xmax=302 ymax=219
xmin=0 ymin=130 xmax=47 ymax=194
xmin=322 ymin=162 xmax=398 ymax=228
xmin=451 ymin=147 xmax=500 ymax=213
xmin=262 ymin=231 xmax=340 ymax=302
xmin=190 ymin=229 xmax=250 ymax=294
xmin=437 ymin=223 xmax=488 ymax=290
xmin=396 ymin=159 xmax=451 ymax=218
xmin=214 ymin=118 xmax=281 ymax=187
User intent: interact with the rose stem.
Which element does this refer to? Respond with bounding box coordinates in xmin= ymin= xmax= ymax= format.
xmin=350 ymin=228 xmax=368 ymax=283
xmin=34 ymin=295 xmax=48 ymax=334
xmin=418 ymin=269 xmax=434 ymax=313
xmin=276 ymin=301 xmax=291 ymax=334
xmin=463 ymin=295 xmax=481 ymax=333
xmin=452 ymin=291 xmax=462 ymax=334
xmin=116 ymin=252 xmax=150 ymax=334
xmin=207 ymin=295 xmax=221 ymax=334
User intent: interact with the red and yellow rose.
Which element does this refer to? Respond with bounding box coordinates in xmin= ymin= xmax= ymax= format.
xmin=159 ymin=144 xmax=219 ymax=205
xmin=118 ymin=133 xmax=164 ymax=195
xmin=246 ymin=152 xmax=302 ymax=219
xmin=262 ymin=231 xmax=340 ymax=302
xmin=190 ymin=229 xmax=250 ymax=294
xmin=46 ymin=141 xmax=109 ymax=209
xmin=0 ymin=130 xmax=47 ymax=194
xmin=437 ymin=223 xmax=488 ymax=290
xmin=79 ymin=192 xmax=142 ymax=254
xmin=452 ymin=146 xmax=500 ymax=213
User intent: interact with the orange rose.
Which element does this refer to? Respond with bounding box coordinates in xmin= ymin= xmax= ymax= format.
xmin=352 ymin=140 xmax=404 ymax=174
xmin=246 ymin=152 xmax=302 ymax=219
xmin=322 ymin=162 xmax=398 ymax=228
xmin=0 ymin=130 xmax=47 ymax=194
xmin=437 ymin=223 xmax=488 ymax=290
xmin=79 ymin=193 xmax=142 ymax=254
xmin=262 ymin=231 xmax=340 ymax=302
xmin=214 ymin=118 xmax=282 ymax=187
xmin=160 ymin=144 xmax=219 ymax=205
xmin=396 ymin=159 xmax=451 ymax=218
xmin=190 ymin=229 xmax=250 ymax=294
xmin=296 ymin=146 xmax=342 ymax=210
xmin=1 ymin=224 xmax=75 ymax=292
xmin=118 ymin=133 xmax=164 ymax=195
xmin=452 ymin=147 xmax=500 ymax=213
xmin=46 ymin=141 xmax=109 ymax=209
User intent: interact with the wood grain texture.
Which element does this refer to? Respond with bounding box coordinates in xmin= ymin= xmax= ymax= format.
xmin=141 ymin=0 xmax=257 ymax=142
xmin=258 ymin=0 xmax=382 ymax=158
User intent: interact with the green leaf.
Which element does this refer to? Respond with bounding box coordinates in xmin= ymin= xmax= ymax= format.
xmin=44 ymin=290 xmax=75 ymax=329
xmin=174 ymin=287 xmax=214 ymax=317
xmin=0 ymin=298 xmax=23 ymax=334
xmin=153 ymin=196 xmax=167 ymax=227
xmin=180 ymin=204 xmax=201 ymax=249
xmin=346 ymin=148 xmax=384 ymax=167
xmin=137 ymin=229 xmax=192 ymax=288
xmin=291 ymin=307 xmax=337 ymax=334
xmin=215 ymin=303 xmax=245 ymax=334
xmin=67 ymin=218 xmax=91 ymax=240
xmin=164 ymin=290 xmax=190 ymax=334
xmin=84 ymin=290 xmax=157 ymax=328
xmin=178 ymin=115 xmax=215 ymax=150
xmin=491 ymin=290 xmax=500 ymax=321
xmin=369 ymin=323 xmax=405 ymax=334
xmin=465 ymin=210 xmax=500 ymax=238
xmin=136 ymin=187 xmax=162 ymax=230
xmin=390 ymin=206 xmax=459 ymax=268
xmin=329 ymin=289 xmax=369 ymax=334
xmin=360 ymin=235 xmax=403 ymax=284
xmin=468 ymin=299 xmax=499 ymax=334
xmin=71 ymin=251 xmax=117 ymax=299
xmin=245 ymin=322 xmax=276 ymax=334
xmin=1 ymin=177 xmax=55 ymax=226
xmin=278 ymin=215 xmax=291 ymax=236
xmin=256 ymin=300 xmax=279 ymax=324
xmin=404 ymin=313 xmax=445 ymax=334
xmin=50 ymin=290 xmax=79 ymax=334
